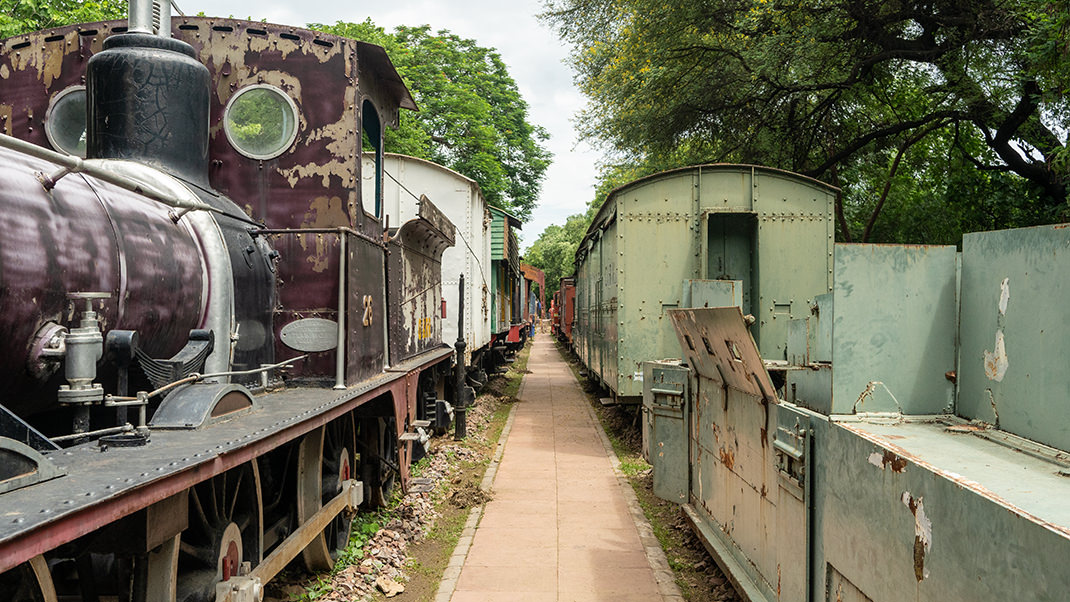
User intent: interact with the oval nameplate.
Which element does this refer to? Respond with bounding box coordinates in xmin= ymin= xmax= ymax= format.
xmin=280 ymin=318 xmax=338 ymax=352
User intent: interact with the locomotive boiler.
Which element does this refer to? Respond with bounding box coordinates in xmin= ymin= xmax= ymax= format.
xmin=0 ymin=3 xmax=459 ymax=600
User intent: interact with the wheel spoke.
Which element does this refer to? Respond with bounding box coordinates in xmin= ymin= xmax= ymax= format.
xmin=189 ymin=487 xmax=210 ymax=533
xmin=227 ymin=469 xmax=245 ymax=522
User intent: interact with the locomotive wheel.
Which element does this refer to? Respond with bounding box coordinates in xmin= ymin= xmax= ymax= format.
xmin=176 ymin=463 xmax=262 ymax=602
xmin=0 ymin=555 xmax=57 ymax=602
xmin=297 ymin=415 xmax=356 ymax=571
xmin=360 ymin=415 xmax=398 ymax=508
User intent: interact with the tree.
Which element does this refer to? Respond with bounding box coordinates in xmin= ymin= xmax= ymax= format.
xmin=524 ymin=213 xmax=591 ymax=297
xmin=1 ymin=0 xmax=125 ymax=37
xmin=543 ymin=0 xmax=1070 ymax=241
xmin=315 ymin=20 xmax=552 ymax=221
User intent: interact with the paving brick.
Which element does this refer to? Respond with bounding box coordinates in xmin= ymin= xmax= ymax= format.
xmin=445 ymin=333 xmax=677 ymax=602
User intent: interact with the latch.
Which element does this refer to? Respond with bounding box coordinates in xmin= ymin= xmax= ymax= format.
xmin=651 ymin=386 xmax=684 ymax=410
xmin=775 ymin=417 xmax=808 ymax=489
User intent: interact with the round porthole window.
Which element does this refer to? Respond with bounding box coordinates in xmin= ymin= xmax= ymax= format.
xmin=45 ymin=86 xmax=87 ymax=158
xmin=224 ymin=84 xmax=299 ymax=160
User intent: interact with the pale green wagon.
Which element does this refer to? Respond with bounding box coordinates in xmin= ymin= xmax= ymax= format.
xmin=573 ymin=164 xmax=837 ymax=404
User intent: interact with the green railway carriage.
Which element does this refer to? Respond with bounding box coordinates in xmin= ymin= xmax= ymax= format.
xmin=573 ymin=164 xmax=837 ymax=404
xmin=489 ymin=206 xmax=523 ymax=337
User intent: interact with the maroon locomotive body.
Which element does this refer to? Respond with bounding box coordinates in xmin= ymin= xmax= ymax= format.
xmin=0 ymin=6 xmax=458 ymax=601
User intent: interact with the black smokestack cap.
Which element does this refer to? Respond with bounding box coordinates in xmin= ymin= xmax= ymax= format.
xmin=86 ymin=32 xmax=211 ymax=187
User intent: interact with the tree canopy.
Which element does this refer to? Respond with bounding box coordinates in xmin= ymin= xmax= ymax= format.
xmin=0 ymin=0 xmax=124 ymax=37
xmin=522 ymin=212 xmax=594 ymax=296
xmin=542 ymin=0 xmax=1070 ymax=242
xmin=315 ymin=20 xmax=552 ymax=221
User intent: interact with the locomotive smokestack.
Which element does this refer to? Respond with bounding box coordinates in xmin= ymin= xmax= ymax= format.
xmin=85 ymin=0 xmax=210 ymax=186
xmin=128 ymin=0 xmax=171 ymax=36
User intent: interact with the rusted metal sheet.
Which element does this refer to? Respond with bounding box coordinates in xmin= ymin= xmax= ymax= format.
xmin=561 ymin=278 xmax=576 ymax=342
xmin=371 ymin=153 xmax=493 ymax=365
xmin=266 ymin=229 xmax=343 ymax=379
xmin=816 ymin=417 xmax=1070 ymax=601
xmin=667 ymin=307 xmax=776 ymax=401
xmin=346 ymin=232 xmax=387 ymax=384
xmin=386 ymin=196 xmax=455 ymax=365
xmin=0 ymin=17 xmax=414 ymax=239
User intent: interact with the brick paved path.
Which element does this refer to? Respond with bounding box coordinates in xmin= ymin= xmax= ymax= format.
xmin=440 ymin=331 xmax=683 ymax=602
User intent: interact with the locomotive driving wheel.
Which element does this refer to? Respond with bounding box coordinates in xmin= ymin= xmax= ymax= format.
xmin=176 ymin=463 xmax=262 ymax=602
xmin=360 ymin=415 xmax=398 ymax=508
xmin=0 ymin=555 xmax=57 ymax=602
xmin=297 ymin=414 xmax=357 ymax=571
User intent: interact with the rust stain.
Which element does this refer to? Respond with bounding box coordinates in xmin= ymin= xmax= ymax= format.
xmin=945 ymin=424 xmax=987 ymax=433
xmin=306 ymin=86 xmax=357 ymax=158
xmin=902 ymin=492 xmax=932 ymax=581
xmin=302 ymin=196 xmax=349 ymax=228
xmin=279 ymin=159 xmax=351 ymax=189
xmin=718 ymin=446 xmax=735 ymax=470
xmin=882 ymin=450 xmax=908 ymax=472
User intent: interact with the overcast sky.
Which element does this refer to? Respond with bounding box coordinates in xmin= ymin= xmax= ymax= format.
xmin=182 ymin=0 xmax=600 ymax=251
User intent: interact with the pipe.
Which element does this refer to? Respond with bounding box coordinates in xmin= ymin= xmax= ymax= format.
xmin=51 ymin=423 xmax=133 ymax=443
xmin=335 ymin=234 xmax=347 ymax=389
xmin=128 ymin=0 xmax=154 ymax=34
xmin=0 ymin=134 xmax=220 ymax=218
xmin=454 ymin=274 xmax=467 ymax=440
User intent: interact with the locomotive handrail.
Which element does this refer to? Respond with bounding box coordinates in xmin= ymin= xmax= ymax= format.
xmin=0 ymin=133 xmax=221 ymax=219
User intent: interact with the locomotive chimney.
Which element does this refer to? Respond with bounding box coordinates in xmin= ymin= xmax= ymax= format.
xmin=85 ymin=0 xmax=210 ymax=186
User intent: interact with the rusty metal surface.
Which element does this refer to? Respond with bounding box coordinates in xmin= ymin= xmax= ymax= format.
xmin=561 ymin=278 xmax=575 ymax=342
xmin=816 ymin=416 xmax=1070 ymax=600
xmin=386 ymin=196 xmax=455 ymax=365
xmin=0 ymin=18 xmax=414 ymax=238
xmin=371 ymin=153 xmax=493 ymax=364
xmin=267 ymin=230 xmax=345 ymax=379
xmin=0 ymin=147 xmax=205 ymax=416
xmin=667 ymin=307 xmax=776 ymax=401
xmin=0 ymin=346 xmax=450 ymax=574
xmin=346 ymin=232 xmax=387 ymax=383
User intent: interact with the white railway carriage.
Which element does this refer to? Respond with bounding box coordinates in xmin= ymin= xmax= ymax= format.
xmin=363 ymin=153 xmax=494 ymax=370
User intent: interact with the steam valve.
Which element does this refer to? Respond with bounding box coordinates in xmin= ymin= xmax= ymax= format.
xmin=57 ymin=293 xmax=111 ymax=412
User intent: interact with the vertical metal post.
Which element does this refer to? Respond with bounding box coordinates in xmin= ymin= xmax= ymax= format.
xmin=334 ymin=233 xmax=347 ymax=390
xmin=454 ymin=274 xmax=467 ymax=440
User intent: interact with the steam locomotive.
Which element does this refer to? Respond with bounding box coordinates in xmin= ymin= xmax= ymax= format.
xmin=0 ymin=3 xmax=465 ymax=600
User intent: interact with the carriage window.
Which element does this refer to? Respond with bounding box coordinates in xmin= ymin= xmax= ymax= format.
xmin=45 ymin=86 xmax=87 ymax=158
xmin=224 ymin=84 xmax=298 ymax=160
xmin=362 ymin=99 xmax=383 ymax=219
